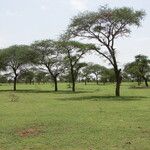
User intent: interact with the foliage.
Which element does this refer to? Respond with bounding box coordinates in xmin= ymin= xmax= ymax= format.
xmin=31 ymin=40 xmax=65 ymax=91
xmin=0 ymin=51 xmax=6 ymax=71
xmin=0 ymin=45 xmax=37 ymax=90
xmin=124 ymin=55 xmax=150 ymax=86
xmin=18 ymin=69 xmax=35 ymax=84
xmin=100 ymin=68 xmax=115 ymax=83
xmin=35 ymin=71 xmax=49 ymax=84
xmin=0 ymin=75 xmax=8 ymax=83
xmin=58 ymin=40 xmax=95 ymax=91
xmin=67 ymin=5 xmax=145 ymax=96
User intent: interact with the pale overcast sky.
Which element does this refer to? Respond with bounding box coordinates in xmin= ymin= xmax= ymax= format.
xmin=0 ymin=0 xmax=150 ymax=67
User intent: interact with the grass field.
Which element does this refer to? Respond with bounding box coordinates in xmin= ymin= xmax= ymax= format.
xmin=0 ymin=82 xmax=150 ymax=150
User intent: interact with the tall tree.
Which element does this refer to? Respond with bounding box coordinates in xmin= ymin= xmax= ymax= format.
xmin=58 ymin=41 xmax=94 ymax=92
xmin=31 ymin=40 xmax=64 ymax=91
xmin=67 ymin=6 xmax=145 ymax=96
xmin=0 ymin=45 xmax=36 ymax=91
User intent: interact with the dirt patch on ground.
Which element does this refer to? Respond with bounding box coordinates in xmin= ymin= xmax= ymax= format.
xmin=18 ymin=127 xmax=41 ymax=138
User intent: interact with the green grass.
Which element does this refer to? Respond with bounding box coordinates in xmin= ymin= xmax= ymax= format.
xmin=0 ymin=82 xmax=150 ymax=150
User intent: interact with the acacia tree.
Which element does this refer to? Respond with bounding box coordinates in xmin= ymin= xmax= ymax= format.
xmin=101 ymin=68 xmax=115 ymax=84
xmin=135 ymin=55 xmax=150 ymax=87
xmin=0 ymin=51 xmax=6 ymax=71
xmin=31 ymin=40 xmax=64 ymax=91
xmin=124 ymin=55 xmax=150 ymax=87
xmin=81 ymin=64 xmax=92 ymax=85
xmin=35 ymin=71 xmax=49 ymax=84
xmin=18 ymin=69 xmax=35 ymax=84
xmin=89 ymin=64 xmax=105 ymax=85
xmin=58 ymin=41 xmax=94 ymax=92
xmin=0 ymin=45 xmax=36 ymax=91
xmin=124 ymin=62 xmax=142 ymax=85
xmin=0 ymin=54 xmax=8 ymax=83
xmin=67 ymin=6 xmax=145 ymax=96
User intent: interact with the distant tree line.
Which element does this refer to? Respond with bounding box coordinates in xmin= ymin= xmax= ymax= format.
xmin=0 ymin=6 xmax=148 ymax=96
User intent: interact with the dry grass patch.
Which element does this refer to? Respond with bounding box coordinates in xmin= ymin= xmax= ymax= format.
xmin=17 ymin=126 xmax=44 ymax=138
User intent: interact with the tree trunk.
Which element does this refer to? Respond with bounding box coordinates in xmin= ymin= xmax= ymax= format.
xmin=138 ymin=81 xmax=141 ymax=86
xmin=143 ymin=77 xmax=148 ymax=87
xmin=137 ymin=77 xmax=142 ymax=86
xmin=71 ymin=67 xmax=75 ymax=92
xmin=85 ymin=80 xmax=87 ymax=85
xmin=96 ymin=79 xmax=99 ymax=85
xmin=72 ymin=80 xmax=75 ymax=92
xmin=54 ymin=77 xmax=58 ymax=91
xmin=145 ymin=79 xmax=148 ymax=87
xmin=115 ymin=81 xmax=120 ymax=97
xmin=30 ymin=79 xmax=32 ymax=85
xmin=115 ymin=69 xmax=122 ymax=97
xmin=13 ymin=76 xmax=17 ymax=91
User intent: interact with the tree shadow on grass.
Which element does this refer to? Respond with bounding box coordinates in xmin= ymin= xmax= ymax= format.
xmin=129 ymin=86 xmax=150 ymax=89
xmin=59 ymin=95 xmax=148 ymax=102
xmin=0 ymin=89 xmax=93 ymax=94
